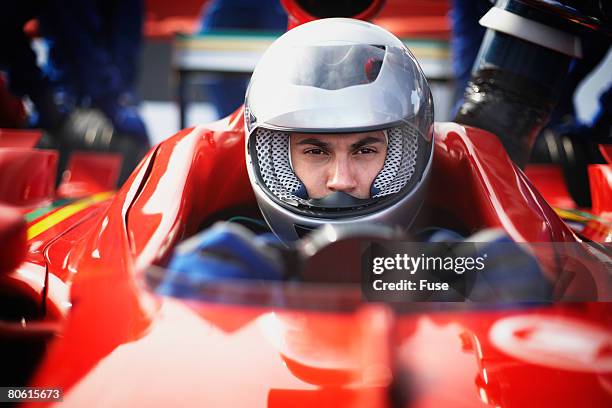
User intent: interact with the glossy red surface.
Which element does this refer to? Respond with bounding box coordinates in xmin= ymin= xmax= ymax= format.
xmin=429 ymin=123 xmax=577 ymax=243
xmin=40 ymin=203 xmax=112 ymax=283
xmin=525 ymin=164 xmax=577 ymax=209
xmin=0 ymin=145 xmax=118 ymax=348
xmin=0 ymin=109 xmax=608 ymax=406
xmin=57 ymin=152 xmax=122 ymax=198
xmin=2 ymin=1 xmax=609 ymax=399
xmin=25 ymin=199 xmax=112 ymax=269
xmin=26 ymin=300 xmax=612 ymax=408
xmin=0 ymin=129 xmax=41 ymax=148
xmin=0 ymin=204 xmax=26 ymax=275
xmin=0 ymin=148 xmax=57 ymax=207
xmin=589 ymin=164 xmax=612 ymax=218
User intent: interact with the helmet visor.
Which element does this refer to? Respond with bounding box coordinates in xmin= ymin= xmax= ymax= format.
xmin=245 ymin=43 xmax=433 ymax=135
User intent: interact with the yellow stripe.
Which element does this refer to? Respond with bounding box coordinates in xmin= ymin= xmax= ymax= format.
xmin=27 ymin=192 xmax=113 ymax=240
xmin=553 ymin=208 xmax=589 ymax=223
xmin=177 ymin=38 xmax=275 ymax=52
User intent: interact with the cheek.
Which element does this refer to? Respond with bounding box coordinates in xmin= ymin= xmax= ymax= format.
xmin=292 ymin=160 xmax=328 ymax=197
xmin=354 ymin=155 xmax=385 ymax=186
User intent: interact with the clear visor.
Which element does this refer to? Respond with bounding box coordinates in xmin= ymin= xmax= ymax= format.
xmin=245 ymin=43 xmax=433 ymax=135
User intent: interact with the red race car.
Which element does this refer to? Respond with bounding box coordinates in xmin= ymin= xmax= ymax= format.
xmin=1 ymin=0 xmax=611 ymax=406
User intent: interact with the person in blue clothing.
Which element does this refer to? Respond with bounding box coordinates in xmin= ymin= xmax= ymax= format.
xmin=450 ymin=0 xmax=611 ymax=146
xmin=450 ymin=0 xmax=611 ymax=206
xmin=449 ymin=0 xmax=492 ymax=116
xmin=0 ymin=0 xmax=149 ymax=184
xmin=0 ymin=2 xmax=62 ymax=130
xmin=198 ymin=0 xmax=288 ymax=118
xmin=450 ymin=0 xmax=610 ymax=127
xmin=0 ymin=0 xmax=148 ymax=143
xmin=39 ymin=0 xmax=149 ymax=143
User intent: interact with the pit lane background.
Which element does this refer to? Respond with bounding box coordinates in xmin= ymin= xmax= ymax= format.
xmin=139 ymin=37 xmax=612 ymax=146
xmin=34 ymin=1 xmax=612 ymax=146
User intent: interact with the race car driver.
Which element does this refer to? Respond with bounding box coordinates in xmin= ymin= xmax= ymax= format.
xmin=157 ymin=18 xmax=533 ymax=290
xmin=155 ymin=18 xmax=464 ymax=286
xmin=243 ymin=18 xmax=434 ymax=242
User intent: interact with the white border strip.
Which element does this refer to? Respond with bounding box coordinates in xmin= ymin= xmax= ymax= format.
xmin=480 ymin=7 xmax=582 ymax=58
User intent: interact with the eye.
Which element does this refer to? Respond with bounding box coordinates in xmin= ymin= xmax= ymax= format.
xmin=304 ymin=148 xmax=328 ymax=155
xmin=355 ymin=147 xmax=377 ymax=155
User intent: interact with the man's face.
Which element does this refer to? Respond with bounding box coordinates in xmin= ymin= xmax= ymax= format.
xmin=290 ymin=131 xmax=387 ymax=199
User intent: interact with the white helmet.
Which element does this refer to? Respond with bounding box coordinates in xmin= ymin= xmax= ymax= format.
xmin=245 ymin=18 xmax=434 ymax=242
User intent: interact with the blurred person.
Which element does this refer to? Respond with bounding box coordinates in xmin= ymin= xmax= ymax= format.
xmin=0 ymin=0 xmax=149 ymax=183
xmin=39 ymin=0 xmax=149 ymax=144
xmin=451 ymin=0 xmax=610 ymax=145
xmin=0 ymin=2 xmax=65 ymax=130
xmin=449 ymin=0 xmax=491 ymax=115
xmin=198 ymin=0 xmax=287 ymax=118
xmin=451 ymin=0 xmax=610 ymax=204
xmin=450 ymin=0 xmax=610 ymax=127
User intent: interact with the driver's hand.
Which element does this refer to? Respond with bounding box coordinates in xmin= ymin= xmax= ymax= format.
xmin=157 ymin=222 xmax=285 ymax=297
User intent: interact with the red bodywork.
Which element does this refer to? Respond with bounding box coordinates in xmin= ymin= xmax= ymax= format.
xmin=1 ymin=1 xmax=611 ymax=404
xmin=0 ymin=109 xmax=610 ymax=407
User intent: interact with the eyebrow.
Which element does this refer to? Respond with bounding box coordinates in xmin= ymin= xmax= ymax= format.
xmin=296 ymin=138 xmax=330 ymax=149
xmin=296 ymin=136 xmax=386 ymax=150
xmin=350 ymin=136 xmax=385 ymax=150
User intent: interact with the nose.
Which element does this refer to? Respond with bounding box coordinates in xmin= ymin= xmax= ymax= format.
xmin=326 ymin=156 xmax=357 ymax=193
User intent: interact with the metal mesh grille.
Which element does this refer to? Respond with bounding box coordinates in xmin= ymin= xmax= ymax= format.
xmin=256 ymin=129 xmax=310 ymax=206
xmin=254 ymin=123 xmax=419 ymax=205
xmin=372 ymin=125 xmax=418 ymax=197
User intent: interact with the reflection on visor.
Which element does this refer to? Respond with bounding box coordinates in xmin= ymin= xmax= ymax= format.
xmin=289 ymin=45 xmax=386 ymax=90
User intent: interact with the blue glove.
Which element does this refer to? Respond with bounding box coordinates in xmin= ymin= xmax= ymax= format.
xmin=157 ymin=222 xmax=284 ymax=297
